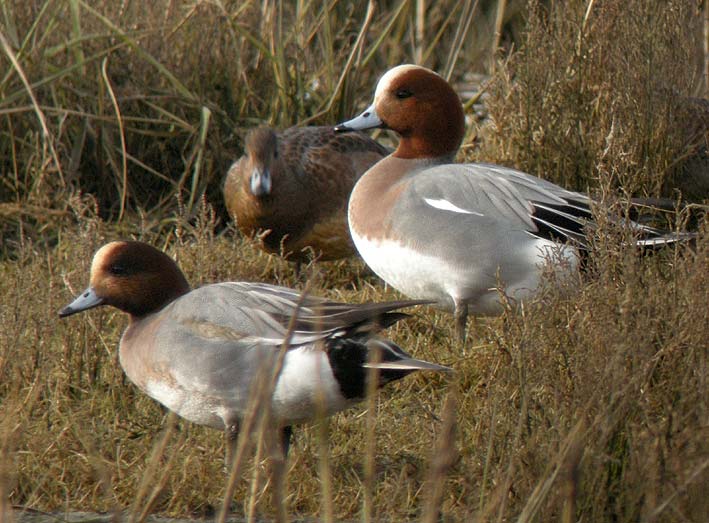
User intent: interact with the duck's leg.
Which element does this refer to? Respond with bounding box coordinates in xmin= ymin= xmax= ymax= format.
xmin=224 ymin=421 xmax=239 ymax=471
xmin=454 ymin=301 xmax=468 ymax=343
xmin=281 ymin=425 xmax=293 ymax=457
xmin=270 ymin=426 xmax=293 ymax=523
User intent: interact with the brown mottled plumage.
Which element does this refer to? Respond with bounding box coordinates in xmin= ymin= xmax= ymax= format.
xmin=224 ymin=126 xmax=389 ymax=262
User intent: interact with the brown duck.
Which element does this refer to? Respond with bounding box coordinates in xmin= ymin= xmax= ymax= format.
xmin=224 ymin=126 xmax=389 ymax=263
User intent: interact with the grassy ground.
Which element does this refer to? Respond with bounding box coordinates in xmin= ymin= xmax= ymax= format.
xmin=1 ymin=1 xmax=707 ymax=522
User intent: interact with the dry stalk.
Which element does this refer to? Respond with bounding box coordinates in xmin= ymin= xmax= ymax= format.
xmin=362 ymin=342 xmax=382 ymax=523
xmin=516 ymin=419 xmax=586 ymax=523
xmin=127 ymin=413 xmax=178 ymax=523
xmin=100 ymin=57 xmax=128 ymax=222
xmin=218 ymin=279 xmax=314 ymax=523
xmin=0 ymin=28 xmax=64 ymax=187
xmin=421 ymin=390 xmax=458 ymax=523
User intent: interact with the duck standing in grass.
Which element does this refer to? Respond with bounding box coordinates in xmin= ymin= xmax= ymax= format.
xmin=59 ymin=241 xmax=449 ymax=459
xmin=336 ymin=64 xmax=693 ymax=341
xmin=224 ymin=126 xmax=389 ymax=267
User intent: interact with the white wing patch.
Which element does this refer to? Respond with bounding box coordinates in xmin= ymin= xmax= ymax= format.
xmin=423 ymin=197 xmax=484 ymax=216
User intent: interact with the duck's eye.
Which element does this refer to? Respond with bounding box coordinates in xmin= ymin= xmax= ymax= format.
xmin=395 ymin=88 xmax=413 ymax=99
xmin=109 ymin=264 xmax=129 ymax=276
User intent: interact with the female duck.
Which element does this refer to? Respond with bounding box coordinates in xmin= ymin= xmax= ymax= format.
xmin=224 ymin=126 xmax=389 ymax=264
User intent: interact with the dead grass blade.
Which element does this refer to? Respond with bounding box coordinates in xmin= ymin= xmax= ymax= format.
xmin=421 ymin=391 xmax=457 ymax=523
xmin=516 ymin=419 xmax=585 ymax=523
xmin=128 ymin=414 xmax=182 ymax=523
xmin=442 ymin=0 xmax=481 ymax=81
xmin=0 ymin=27 xmax=64 ymax=187
xmin=301 ymin=0 xmax=377 ymax=125
xmin=101 ymin=57 xmax=128 ymax=222
xmin=78 ymin=1 xmax=196 ymax=102
xmin=362 ymin=343 xmax=382 ymax=523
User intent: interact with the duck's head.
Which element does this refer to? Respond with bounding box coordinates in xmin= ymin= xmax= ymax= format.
xmin=59 ymin=241 xmax=190 ymax=319
xmin=244 ymin=127 xmax=279 ymax=197
xmin=335 ymin=65 xmax=465 ymax=160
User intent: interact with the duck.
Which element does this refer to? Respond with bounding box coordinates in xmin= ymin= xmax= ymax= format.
xmin=58 ymin=241 xmax=449 ymax=459
xmin=223 ymin=126 xmax=389 ymax=266
xmin=335 ymin=64 xmax=692 ymax=341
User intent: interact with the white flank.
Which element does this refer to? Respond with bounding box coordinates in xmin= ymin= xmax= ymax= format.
xmin=423 ymin=197 xmax=484 ymax=216
xmin=272 ymin=347 xmax=348 ymax=422
xmin=145 ymin=379 xmax=224 ymax=429
xmin=350 ymin=234 xmax=461 ymax=310
xmin=351 ymin=232 xmax=580 ymax=316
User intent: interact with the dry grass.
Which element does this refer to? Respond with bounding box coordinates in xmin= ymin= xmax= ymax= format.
xmin=1 ymin=1 xmax=708 ymax=522
xmin=1 ymin=201 xmax=707 ymax=522
xmin=473 ymin=0 xmax=705 ymax=201
xmin=0 ymin=0 xmax=527 ymax=254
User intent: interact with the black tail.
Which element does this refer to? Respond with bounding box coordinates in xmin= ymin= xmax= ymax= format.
xmin=325 ymin=336 xmax=449 ymax=400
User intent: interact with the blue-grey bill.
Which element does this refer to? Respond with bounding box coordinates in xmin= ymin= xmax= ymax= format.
xmin=334 ymin=103 xmax=383 ymax=132
xmin=59 ymin=286 xmax=105 ymax=317
xmin=250 ymin=167 xmax=272 ymax=197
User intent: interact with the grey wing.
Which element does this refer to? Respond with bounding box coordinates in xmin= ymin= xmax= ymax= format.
xmin=147 ymin=291 xmax=286 ymax=403
xmin=167 ymin=282 xmax=426 ymax=347
xmin=466 ymin=165 xmax=682 ymax=245
xmin=151 ymin=283 xmax=425 ymax=397
xmin=165 ymin=283 xmax=328 ymax=348
xmin=214 ymin=282 xmax=427 ymax=336
xmin=402 ymin=163 xmax=593 ymax=246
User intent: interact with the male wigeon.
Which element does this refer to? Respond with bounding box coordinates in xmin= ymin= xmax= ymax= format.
xmin=336 ymin=64 xmax=691 ymax=340
xmin=223 ymin=126 xmax=389 ymax=265
xmin=59 ymin=241 xmax=449 ymax=457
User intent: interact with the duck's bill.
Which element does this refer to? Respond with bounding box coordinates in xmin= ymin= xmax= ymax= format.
xmin=334 ymin=103 xmax=383 ymax=132
xmin=59 ymin=286 xmax=105 ymax=318
xmin=250 ymin=167 xmax=271 ymax=197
